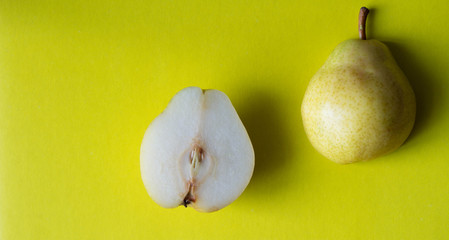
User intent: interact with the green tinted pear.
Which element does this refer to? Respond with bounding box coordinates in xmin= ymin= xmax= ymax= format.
xmin=301 ymin=7 xmax=416 ymax=164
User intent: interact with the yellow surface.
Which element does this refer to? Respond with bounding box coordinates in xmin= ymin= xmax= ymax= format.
xmin=1 ymin=0 xmax=448 ymax=239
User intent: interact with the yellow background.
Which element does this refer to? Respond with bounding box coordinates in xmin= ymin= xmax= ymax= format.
xmin=1 ymin=0 xmax=448 ymax=239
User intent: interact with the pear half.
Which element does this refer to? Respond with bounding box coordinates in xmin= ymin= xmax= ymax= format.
xmin=141 ymin=87 xmax=254 ymax=212
xmin=301 ymin=7 xmax=416 ymax=164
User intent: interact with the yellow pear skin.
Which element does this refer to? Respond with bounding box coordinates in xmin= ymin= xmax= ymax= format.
xmin=301 ymin=8 xmax=415 ymax=164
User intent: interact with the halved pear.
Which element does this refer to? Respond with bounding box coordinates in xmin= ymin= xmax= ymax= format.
xmin=140 ymin=87 xmax=254 ymax=212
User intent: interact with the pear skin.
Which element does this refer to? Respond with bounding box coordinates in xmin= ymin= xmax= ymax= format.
xmin=301 ymin=8 xmax=416 ymax=164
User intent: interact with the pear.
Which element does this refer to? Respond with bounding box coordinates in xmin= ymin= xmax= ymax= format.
xmin=301 ymin=7 xmax=416 ymax=164
xmin=140 ymin=87 xmax=254 ymax=212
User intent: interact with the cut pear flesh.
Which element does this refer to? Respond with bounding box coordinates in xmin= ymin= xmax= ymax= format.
xmin=141 ymin=87 xmax=254 ymax=212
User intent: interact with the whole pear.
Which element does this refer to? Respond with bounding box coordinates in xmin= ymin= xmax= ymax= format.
xmin=301 ymin=7 xmax=416 ymax=164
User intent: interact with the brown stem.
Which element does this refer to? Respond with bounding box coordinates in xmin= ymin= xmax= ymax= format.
xmin=358 ymin=7 xmax=369 ymax=40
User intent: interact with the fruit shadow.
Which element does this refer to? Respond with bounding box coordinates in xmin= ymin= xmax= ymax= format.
xmin=366 ymin=7 xmax=378 ymax=38
xmin=236 ymin=90 xmax=294 ymax=197
xmin=385 ymin=42 xmax=442 ymax=142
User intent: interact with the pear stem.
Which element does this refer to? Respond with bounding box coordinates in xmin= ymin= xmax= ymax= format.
xmin=358 ymin=7 xmax=369 ymax=40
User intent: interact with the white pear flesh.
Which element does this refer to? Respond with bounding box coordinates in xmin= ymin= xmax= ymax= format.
xmin=301 ymin=39 xmax=416 ymax=164
xmin=141 ymin=87 xmax=254 ymax=212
